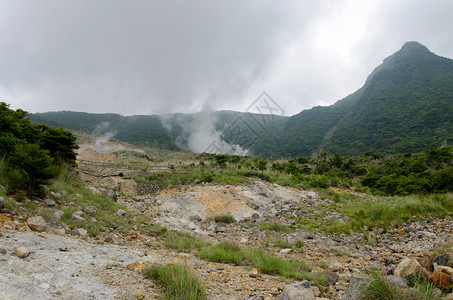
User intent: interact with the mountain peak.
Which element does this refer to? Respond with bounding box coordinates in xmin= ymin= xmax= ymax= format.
xmin=400 ymin=41 xmax=430 ymax=52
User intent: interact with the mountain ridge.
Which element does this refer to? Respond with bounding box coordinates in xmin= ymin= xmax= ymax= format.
xmin=29 ymin=41 xmax=453 ymax=157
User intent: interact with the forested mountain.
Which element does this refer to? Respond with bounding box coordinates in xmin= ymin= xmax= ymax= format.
xmin=29 ymin=42 xmax=453 ymax=157
xmin=280 ymin=41 xmax=453 ymax=156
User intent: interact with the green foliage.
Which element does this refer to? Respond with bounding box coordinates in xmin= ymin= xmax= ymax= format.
xmin=198 ymin=242 xmax=244 ymax=265
xmin=213 ymin=215 xmax=236 ymax=224
xmin=243 ymin=247 xmax=317 ymax=283
xmin=361 ymin=269 xmax=443 ymax=300
xmin=260 ymin=222 xmax=294 ymax=233
xmin=0 ymin=102 xmax=78 ymax=195
xmin=143 ymin=264 xmax=206 ymax=300
xmin=163 ymin=231 xmax=206 ymax=253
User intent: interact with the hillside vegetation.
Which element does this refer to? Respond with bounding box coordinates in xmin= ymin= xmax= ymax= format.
xmin=0 ymin=102 xmax=78 ymax=195
xmin=29 ymin=42 xmax=453 ymax=158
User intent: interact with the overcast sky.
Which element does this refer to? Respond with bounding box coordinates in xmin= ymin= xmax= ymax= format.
xmin=1 ymin=0 xmax=452 ymax=116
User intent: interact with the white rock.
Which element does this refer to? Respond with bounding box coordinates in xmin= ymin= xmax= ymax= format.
xmin=27 ymin=216 xmax=48 ymax=232
xmin=188 ymin=222 xmax=196 ymax=230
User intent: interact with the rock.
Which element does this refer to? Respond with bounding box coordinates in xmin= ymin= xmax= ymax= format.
xmin=126 ymin=261 xmax=146 ymax=272
xmin=387 ymin=275 xmax=408 ymax=289
xmin=245 ymin=296 xmax=265 ymax=300
xmin=116 ymin=209 xmax=126 ymax=217
xmin=103 ymin=189 xmax=118 ymax=201
xmin=15 ymin=247 xmax=29 ymax=258
xmin=71 ymin=228 xmax=88 ymax=236
xmin=434 ymin=252 xmax=453 ymax=268
xmin=53 ymin=210 xmax=64 ymax=219
xmin=280 ymin=280 xmax=314 ymax=300
xmin=53 ymin=228 xmax=66 ymax=235
xmin=311 ymin=286 xmax=321 ymax=297
xmin=0 ymin=248 xmax=6 ymax=255
xmin=0 ymin=184 xmax=6 ymax=192
xmin=72 ymin=211 xmax=86 ymax=222
xmin=105 ymin=261 xmax=117 ymax=269
xmin=446 ymin=293 xmax=453 ymax=300
xmin=27 ymin=216 xmax=48 ymax=232
xmin=429 ymin=271 xmax=452 ymax=289
xmin=434 ymin=264 xmax=453 ymax=275
xmin=416 ymin=253 xmax=434 ymax=272
xmin=342 ymin=274 xmax=371 ymax=300
xmin=280 ymin=248 xmax=292 ymax=254
xmin=394 ymin=258 xmax=429 ymax=279
xmin=188 ymin=222 xmax=197 ymax=230
xmin=45 ymin=199 xmax=56 ymax=206
xmin=0 ymin=196 xmax=4 ymax=203
xmin=83 ymin=205 xmax=97 ymax=216
xmin=323 ymin=272 xmax=340 ymax=285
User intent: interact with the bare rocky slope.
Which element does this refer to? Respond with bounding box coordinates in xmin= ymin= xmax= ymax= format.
xmin=1 ymin=140 xmax=453 ymax=299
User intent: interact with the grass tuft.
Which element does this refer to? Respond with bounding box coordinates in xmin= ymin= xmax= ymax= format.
xmin=143 ymin=263 xmax=206 ymax=300
xmin=213 ymin=215 xmax=236 ymax=223
xmin=198 ymin=241 xmax=244 ymax=265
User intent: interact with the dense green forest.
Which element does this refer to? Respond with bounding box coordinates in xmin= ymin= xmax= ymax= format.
xmin=195 ymin=146 xmax=453 ymax=196
xmin=0 ymin=102 xmax=78 ymax=195
xmin=29 ymin=42 xmax=453 ymax=158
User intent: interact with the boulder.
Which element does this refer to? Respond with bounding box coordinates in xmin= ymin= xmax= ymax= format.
xmin=27 ymin=216 xmax=48 ymax=232
xmin=394 ymin=258 xmax=429 ymax=279
xmin=387 ymin=275 xmax=408 ymax=289
xmin=280 ymin=280 xmax=314 ymax=300
xmin=342 ymin=274 xmax=371 ymax=300
xmin=434 ymin=252 xmax=453 ymax=268
xmin=429 ymin=271 xmax=452 ymax=289
xmin=116 ymin=209 xmax=126 ymax=217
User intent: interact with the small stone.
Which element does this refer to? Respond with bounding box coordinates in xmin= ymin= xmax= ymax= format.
xmin=71 ymin=228 xmax=87 ymax=236
xmin=27 ymin=216 xmax=48 ymax=232
xmin=53 ymin=228 xmax=66 ymax=235
xmin=126 ymin=261 xmax=146 ymax=272
xmin=0 ymin=196 xmax=4 ymax=203
xmin=311 ymin=286 xmax=321 ymax=297
xmin=446 ymin=293 xmax=453 ymax=300
xmin=240 ymin=238 xmax=248 ymax=244
xmin=0 ymin=248 xmax=6 ymax=255
xmin=243 ymin=284 xmax=253 ymax=291
xmin=53 ymin=210 xmax=64 ymax=219
xmin=105 ymin=261 xmax=117 ymax=269
xmin=83 ymin=205 xmax=97 ymax=216
xmin=15 ymin=247 xmax=29 ymax=258
xmin=188 ymin=222 xmax=196 ymax=230
xmin=116 ymin=209 xmax=126 ymax=217
xmin=72 ymin=211 xmax=86 ymax=222
xmin=280 ymin=248 xmax=292 ymax=254
xmin=45 ymin=199 xmax=56 ymax=206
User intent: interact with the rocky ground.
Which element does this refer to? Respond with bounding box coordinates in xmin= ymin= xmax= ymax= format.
xmin=1 ymin=141 xmax=453 ymax=299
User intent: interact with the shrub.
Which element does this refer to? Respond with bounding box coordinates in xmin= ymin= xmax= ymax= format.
xmin=143 ymin=264 xmax=206 ymax=300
